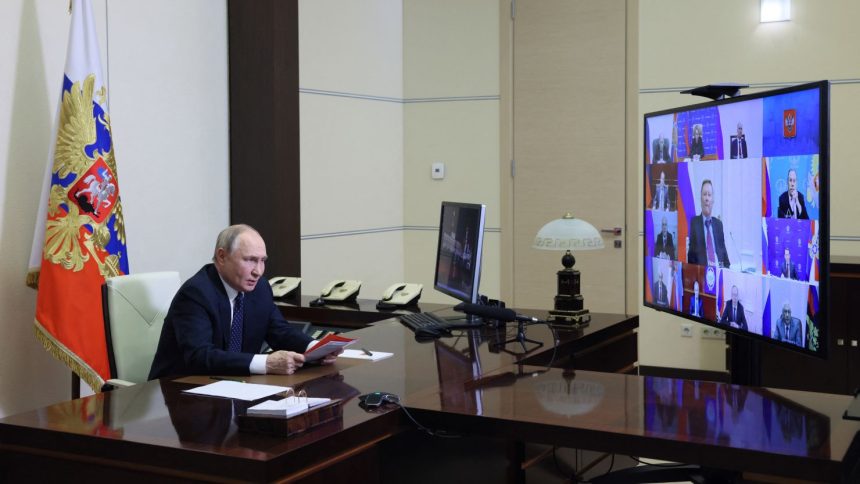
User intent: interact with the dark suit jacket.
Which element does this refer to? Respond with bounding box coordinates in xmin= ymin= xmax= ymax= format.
xmin=720 ymin=300 xmax=748 ymax=331
xmin=777 ymin=191 xmax=808 ymax=219
xmin=652 ymin=183 xmax=670 ymax=211
xmin=690 ymin=136 xmax=704 ymax=158
xmin=654 ymin=231 xmax=675 ymax=260
xmin=687 ymin=215 xmax=730 ymax=268
xmin=781 ymin=260 xmax=799 ymax=280
xmin=688 ymin=295 xmax=704 ymax=317
xmin=730 ymin=136 xmax=748 ymax=159
xmin=149 ymin=264 xmax=313 ymax=379
xmin=653 ymin=280 xmax=669 ymax=306
xmin=652 ymin=138 xmax=671 ymax=162
xmin=774 ymin=316 xmax=802 ymax=347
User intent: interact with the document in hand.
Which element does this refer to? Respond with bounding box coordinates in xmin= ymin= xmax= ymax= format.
xmin=304 ymin=333 xmax=356 ymax=361
xmin=246 ymin=396 xmax=332 ymax=418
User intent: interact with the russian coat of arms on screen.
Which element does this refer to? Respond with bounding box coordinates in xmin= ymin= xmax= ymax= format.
xmin=783 ymin=109 xmax=797 ymax=138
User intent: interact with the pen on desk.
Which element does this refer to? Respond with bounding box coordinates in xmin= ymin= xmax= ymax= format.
xmin=210 ymin=376 xmax=245 ymax=383
xmin=361 ymin=348 xmax=373 ymax=356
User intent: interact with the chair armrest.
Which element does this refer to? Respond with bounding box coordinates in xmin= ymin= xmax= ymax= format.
xmin=101 ymin=378 xmax=137 ymax=392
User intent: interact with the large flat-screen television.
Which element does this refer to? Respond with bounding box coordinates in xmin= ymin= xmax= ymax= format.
xmin=434 ymin=201 xmax=486 ymax=303
xmin=643 ymin=81 xmax=828 ymax=358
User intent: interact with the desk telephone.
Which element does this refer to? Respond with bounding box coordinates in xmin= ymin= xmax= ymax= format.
xmin=376 ymin=283 xmax=422 ymax=309
xmin=269 ymin=276 xmax=301 ymax=298
xmin=309 ymin=279 xmax=362 ymax=307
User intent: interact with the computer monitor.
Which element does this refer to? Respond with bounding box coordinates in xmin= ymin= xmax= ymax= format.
xmin=643 ymin=80 xmax=829 ymax=358
xmin=433 ymin=201 xmax=486 ymax=304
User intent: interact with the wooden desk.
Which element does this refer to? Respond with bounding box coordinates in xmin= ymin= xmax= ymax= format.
xmin=2 ymin=317 xmax=857 ymax=483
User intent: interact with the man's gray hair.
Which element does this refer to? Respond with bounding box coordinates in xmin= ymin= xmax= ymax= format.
xmin=213 ymin=224 xmax=258 ymax=260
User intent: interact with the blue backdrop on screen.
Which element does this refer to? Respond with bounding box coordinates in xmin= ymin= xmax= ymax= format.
xmin=762 ymin=90 xmax=820 ymax=157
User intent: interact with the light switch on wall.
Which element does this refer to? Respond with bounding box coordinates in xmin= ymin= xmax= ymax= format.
xmin=431 ymin=162 xmax=445 ymax=180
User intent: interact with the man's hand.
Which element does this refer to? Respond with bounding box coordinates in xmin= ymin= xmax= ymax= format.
xmin=319 ymin=347 xmax=344 ymax=366
xmin=266 ymin=351 xmax=305 ymax=374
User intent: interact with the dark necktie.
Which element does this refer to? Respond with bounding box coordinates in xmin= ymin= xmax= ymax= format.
xmin=228 ymin=293 xmax=244 ymax=352
xmin=705 ymin=219 xmax=717 ymax=266
xmin=732 ymin=304 xmax=736 ymax=322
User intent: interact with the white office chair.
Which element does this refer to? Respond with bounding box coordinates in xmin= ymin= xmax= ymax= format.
xmin=101 ymin=271 xmax=181 ymax=389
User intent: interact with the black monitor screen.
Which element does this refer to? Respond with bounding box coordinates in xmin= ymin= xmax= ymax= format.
xmin=434 ymin=201 xmax=486 ymax=303
xmin=643 ymin=81 xmax=828 ymax=358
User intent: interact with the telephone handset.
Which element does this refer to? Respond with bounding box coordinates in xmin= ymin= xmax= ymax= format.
xmin=319 ymin=279 xmax=362 ymax=302
xmin=269 ymin=276 xmax=301 ymax=298
xmin=376 ymin=283 xmax=422 ymax=309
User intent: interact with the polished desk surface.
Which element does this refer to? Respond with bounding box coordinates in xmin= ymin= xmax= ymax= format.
xmin=1 ymin=314 xmax=858 ymax=482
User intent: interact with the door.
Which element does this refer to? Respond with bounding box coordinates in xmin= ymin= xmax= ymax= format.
xmin=512 ymin=0 xmax=628 ymax=312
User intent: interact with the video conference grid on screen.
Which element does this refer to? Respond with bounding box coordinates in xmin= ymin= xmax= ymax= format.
xmin=643 ymin=82 xmax=827 ymax=357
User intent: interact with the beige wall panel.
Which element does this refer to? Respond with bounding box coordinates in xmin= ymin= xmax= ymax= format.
xmin=403 ymin=101 xmax=500 ymax=227
xmin=300 ymin=94 xmax=404 ymax=235
xmin=640 ymin=0 xmax=860 ymax=88
xmin=513 ymin=0 xmax=627 ymax=312
xmin=403 ymin=0 xmax=499 ymax=97
xmin=403 ymin=230 xmax=501 ymax=304
xmin=299 ymin=0 xmax=403 ymax=97
xmin=301 ymin=231 xmax=404 ymax=302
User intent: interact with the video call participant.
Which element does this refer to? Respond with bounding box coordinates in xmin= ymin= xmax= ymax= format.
xmin=690 ymin=124 xmax=704 ymax=159
xmin=652 ymin=134 xmax=671 ymax=163
xmin=781 ymin=248 xmax=798 ymax=280
xmin=720 ymin=285 xmax=748 ymax=331
xmin=687 ymin=179 xmax=730 ymax=268
xmin=689 ymin=281 xmax=704 ymax=318
xmin=777 ymin=168 xmax=808 ymax=219
xmin=774 ymin=302 xmax=803 ymax=347
xmin=149 ymin=224 xmax=340 ymax=380
xmin=654 ymin=216 xmax=675 ymax=260
xmin=652 ymin=171 xmax=670 ymax=211
xmin=653 ymin=271 xmax=669 ymax=307
xmin=730 ymin=122 xmax=748 ymax=159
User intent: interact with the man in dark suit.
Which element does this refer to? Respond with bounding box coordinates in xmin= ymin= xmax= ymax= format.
xmin=730 ymin=122 xmax=748 ymax=159
xmin=687 ymin=179 xmax=730 ymax=268
xmin=654 ymin=216 xmax=675 ymax=260
xmin=688 ymin=281 xmax=704 ymax=317
xmin=780 ymin=248 xmax=799 ymax=280
xmin=652 ymin=134 xmax=671 ymax=163
xmin=777 ymin=168 xmax=808 ymax=219
xmin=774 ymin=303 xmax=802 ymax=347
xmin=149 ymin=225 xmax=339 ymax=380
xmin=653 ymin=271 xmax=668 ymax=307
xmin=652 ymin=171 xmax=671 ymax=211
xmin=720 ymin=285 xmax=748 ymax=331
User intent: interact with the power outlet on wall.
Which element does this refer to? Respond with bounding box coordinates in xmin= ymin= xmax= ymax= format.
xmin=702 ymin=327 xmax=726 ymax=339
xmin=680 ymin=323 xmax=693 ymax=338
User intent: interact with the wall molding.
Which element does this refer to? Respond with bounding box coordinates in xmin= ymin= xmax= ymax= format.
xmin=302 ymin=225 xmax=501 ymax=240
xmin=299 ymin=87 xmax=499 ymax=104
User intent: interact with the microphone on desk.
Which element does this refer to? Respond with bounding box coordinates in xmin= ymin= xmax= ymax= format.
xmin=454 ymin=303 xmax=540 ymax=323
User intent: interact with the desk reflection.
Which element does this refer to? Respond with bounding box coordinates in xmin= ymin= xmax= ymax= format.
xmin=644 ymin=377 xmax=830 ymax=458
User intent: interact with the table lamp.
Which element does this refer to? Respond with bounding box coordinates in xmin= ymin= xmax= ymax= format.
xmin=532 ymin=213 xmax=605 ymax=327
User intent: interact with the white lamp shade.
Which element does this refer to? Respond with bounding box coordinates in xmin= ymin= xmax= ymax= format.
xmin=533 ymin=214 xmax=605 ymax=251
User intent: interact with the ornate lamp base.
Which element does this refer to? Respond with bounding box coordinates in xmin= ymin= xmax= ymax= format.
xmin=548 ymin=250 xmax=591 ymax=328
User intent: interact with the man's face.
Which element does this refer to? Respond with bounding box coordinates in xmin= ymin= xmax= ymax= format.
xmin=701 ymin=182 xmax=713 ymax=217
xmin=782 ymin=305 xmax=792 ymax=322
xmin=788 ymin=170 xmax=797 ymax=196
xmin=660 ymin=172 xmax=665 ymax=185
xmin=737 ymin=125 xmax=743 ymax=138
xmin=784 ymin=248 xmax=791 ymax=264
xmin=215 ymin=231 xmax=267 ymax=293
xmin=732 ymin=286 xmax=738 ymax=301
xmin=693 ymin=282 xmax=699 ymax=297
xmin=661 ymin=219 xmax=668 ymax=235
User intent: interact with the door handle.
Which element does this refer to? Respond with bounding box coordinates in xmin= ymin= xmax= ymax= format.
xmin=600 ymin=227 xmax=622 ymax=236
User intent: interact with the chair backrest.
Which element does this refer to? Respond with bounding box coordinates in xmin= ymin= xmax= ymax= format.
xmin=102 ymin=271 xmax=181 ymax=384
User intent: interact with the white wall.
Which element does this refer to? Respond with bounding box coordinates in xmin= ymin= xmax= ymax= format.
xmin=638 ymin=0 xmax=860 ymax=371
xmin=0 ymin=0 xmax=228 ymax=417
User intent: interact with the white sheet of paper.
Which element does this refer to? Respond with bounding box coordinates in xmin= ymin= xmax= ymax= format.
xmin=246 ymin=396 xmax=332 ymax=417
xmin=339 ymin=349 xmax=394 ymax=362
xmin=182 ymin=380 xmax=290 ymax=401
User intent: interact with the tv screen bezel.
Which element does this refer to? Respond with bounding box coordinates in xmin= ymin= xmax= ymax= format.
xmin=642 ymin=80 xmax=829 ymax=358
